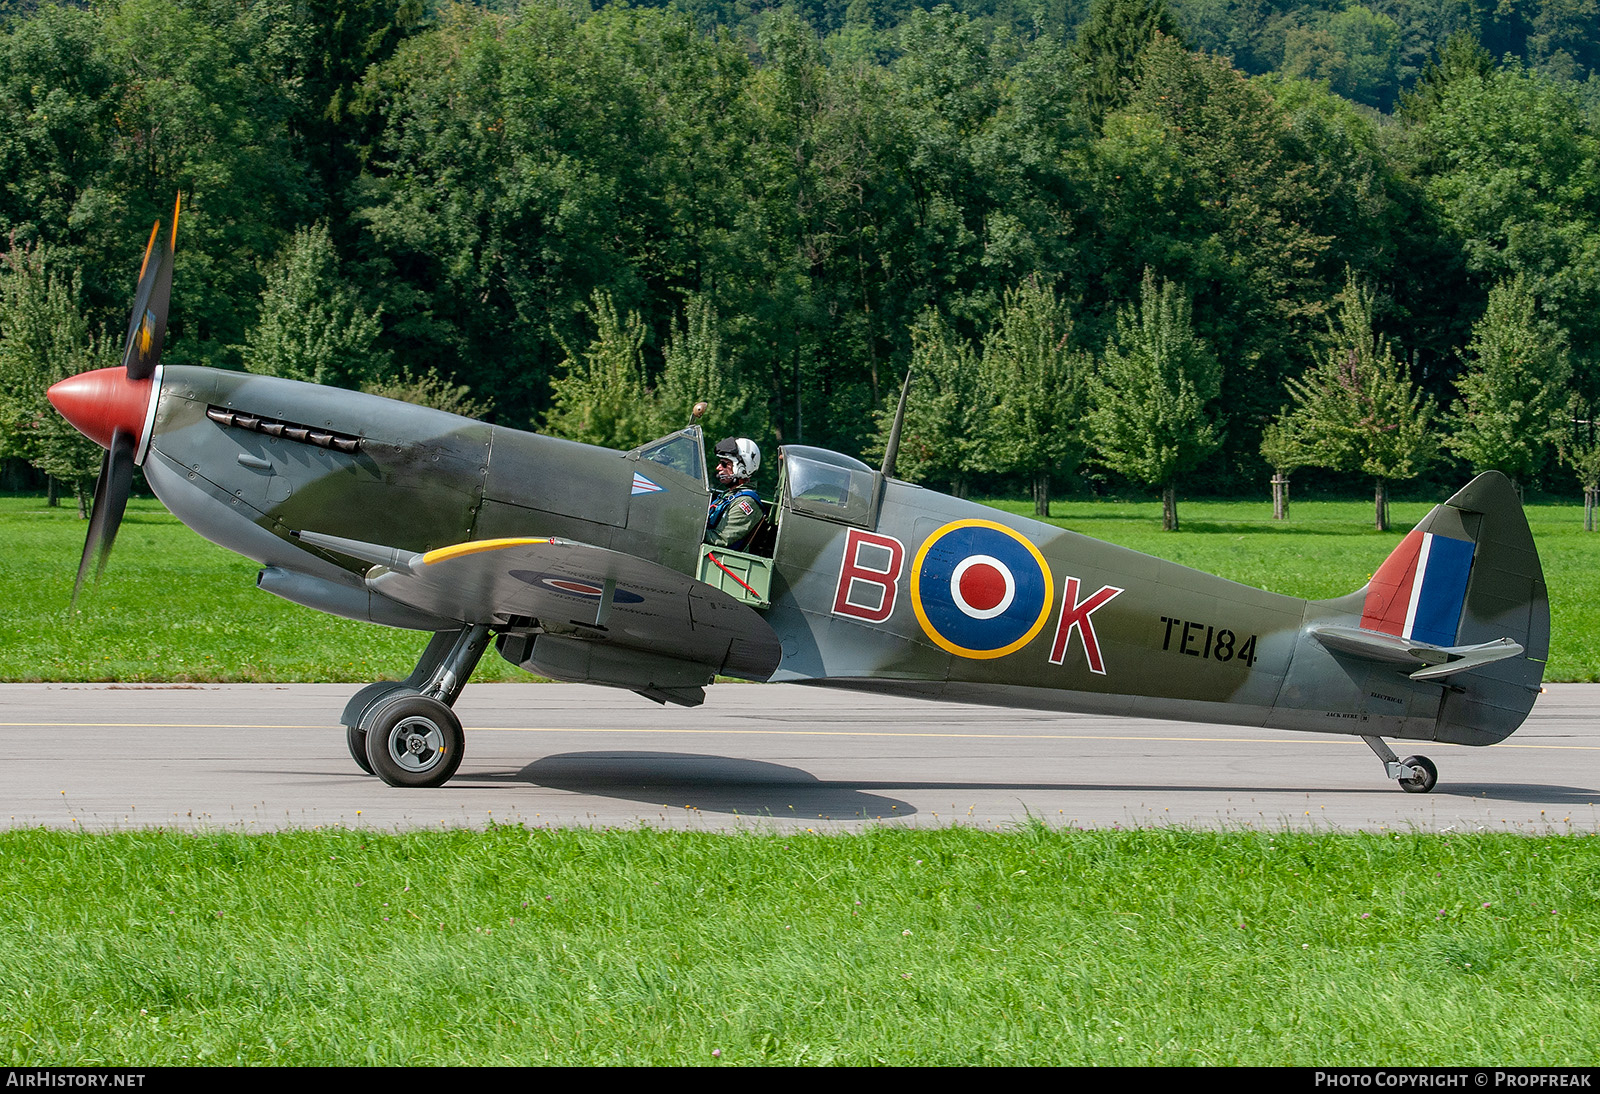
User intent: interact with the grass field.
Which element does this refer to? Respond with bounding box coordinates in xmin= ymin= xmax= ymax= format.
xmin=0 ymin=495 xmax=531 ymax=683
xmin=2 ymin=825 xmax=1595 ymax=1065
xmin=5 ymin=493 xmax=1597 ymax=1067
xmin=3 ymin=490 xmax=1597 ymax=680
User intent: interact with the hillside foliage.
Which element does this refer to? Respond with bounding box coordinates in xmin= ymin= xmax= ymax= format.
xmin=0 ymin=0 xmax=1596 ymax=504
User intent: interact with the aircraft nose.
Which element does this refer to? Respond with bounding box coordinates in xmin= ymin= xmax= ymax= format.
xmin=47 ymin=366 xmax=156 ymax=451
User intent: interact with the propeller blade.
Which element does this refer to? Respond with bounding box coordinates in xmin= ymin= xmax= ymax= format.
xmin=121 ymin=194 xmax=180 ymax=381
xmin=71 ymin=428 xmax=136 ymax=608
xmin=120 ymin=224 xmax=163 ymax=373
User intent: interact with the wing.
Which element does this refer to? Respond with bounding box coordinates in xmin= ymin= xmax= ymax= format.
xmin=294 ymin=531 xmax=780 ymax=687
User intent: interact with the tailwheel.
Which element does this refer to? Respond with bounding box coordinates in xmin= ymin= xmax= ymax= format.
xmin=1397 ymin=755 xmax=1438 ymax=795
xmin=364 ymin=693 xmax=465 ymax=788
xmin=1362 ymin=735 xmax=1440 ymax=795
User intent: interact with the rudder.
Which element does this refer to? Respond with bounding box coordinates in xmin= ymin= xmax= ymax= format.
xmin=1363 ymin=472 xmax=1548 ymax=744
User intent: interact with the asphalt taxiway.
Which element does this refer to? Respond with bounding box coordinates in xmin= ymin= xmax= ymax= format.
xmin=3 ymin=682 xmax=1595 ymax=832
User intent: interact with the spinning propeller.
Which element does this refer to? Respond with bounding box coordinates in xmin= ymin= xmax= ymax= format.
xmin=47 ymin=195 xmax=180 ymax=605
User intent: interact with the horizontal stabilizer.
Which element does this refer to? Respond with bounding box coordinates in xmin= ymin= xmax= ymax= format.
xmin=1407 ymin=638 xmax=1525 ymax=681
xmin=1311 ymin=624 xmax=1448 ymax=665
xmin=1309 ymin=624 xmax=1524 ymax=681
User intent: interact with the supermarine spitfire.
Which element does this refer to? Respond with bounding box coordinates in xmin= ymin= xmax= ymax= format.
xmin=47 ymin=204 xmax=1549 ymax=791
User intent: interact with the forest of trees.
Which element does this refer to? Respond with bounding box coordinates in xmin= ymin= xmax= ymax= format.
xmin=0 ymin=0 xmax=1597 ymax=523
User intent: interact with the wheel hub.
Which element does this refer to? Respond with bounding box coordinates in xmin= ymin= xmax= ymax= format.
xmin=362 ymin=692 xmax=466 ymax=788
xmin=388 ymin=716 xmax=444 ymax=772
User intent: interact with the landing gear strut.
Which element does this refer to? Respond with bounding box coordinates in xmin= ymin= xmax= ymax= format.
xmin=343 ymin=624 xmax=490 ymax=787
xmin=1361 ymin=735 xmax=1438 ymax=794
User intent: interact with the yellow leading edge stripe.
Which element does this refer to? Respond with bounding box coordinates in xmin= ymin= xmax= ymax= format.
xmin=421 ymin=537 xmax=554 ymax=565
xmin=136 ymin=221 xmax=158 ymax=282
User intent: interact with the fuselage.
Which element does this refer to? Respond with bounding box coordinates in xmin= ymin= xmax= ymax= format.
xmin=761 ymin=460 xmax=1470 ymax=743
xmin=138 ymin=366 xmax=1543 ymax=748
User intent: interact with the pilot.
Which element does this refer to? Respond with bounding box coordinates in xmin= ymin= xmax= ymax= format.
xmin=705 ymin=437 xmax=763 ymax=550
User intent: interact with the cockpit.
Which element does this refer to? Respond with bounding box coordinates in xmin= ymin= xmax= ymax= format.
xmin=629 ymin=426 xmax=889 ymax=610
xmin=636 ymin=428 xmax=707 ymax=484
xmin=780 ymin=445 xmax=880 ymax=528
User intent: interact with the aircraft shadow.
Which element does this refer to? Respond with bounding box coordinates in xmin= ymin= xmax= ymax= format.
xmin=463 ymin=752 xmax=1600 ymax=815
xmin=1435 ymin=783 xmax=1599 ymax=806
xmin=507 ymin=751 xmax=919 ymax=821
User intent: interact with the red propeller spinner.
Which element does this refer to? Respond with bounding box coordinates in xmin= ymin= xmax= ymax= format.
xmin=47 ymin=366 xmax=157 ymax=454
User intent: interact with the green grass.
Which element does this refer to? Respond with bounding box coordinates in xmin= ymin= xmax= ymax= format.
xmin=6 ymin=498 xmax=1597 ymax=1066
xmin=1 ymin=825 xmax=1594 ymax=1065
xmin=0 ymin=496 xmax=527 ymax=683
xmin=3 ymin=491 xmax=1597 ymax=680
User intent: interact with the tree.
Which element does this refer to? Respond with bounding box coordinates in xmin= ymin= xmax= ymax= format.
xmin=1259 ymin=419 xmax=1304 ymax=520
xmin=354 ymin=2 xmax=794 ymax=442
xmin=1558 ymin=395 xmax=1600 ymax=531
xmin=1087 ymin=270 xmax=1221 ymax=531
xmin=1524 ymin=0 xmax=1600 ymax=77
xmin=91 ymin=0 xmax=317 ymax=368
xmin=0 ymin=4 xmax=115 ymax=249
xmin=1072 ymin=0 xmax=1183 ymax=127
xmin=543 ymin=290 xmax=650 ymax=450
xmin=1283 ymin=5 xmax=1408 ymax=112
xmin=0 ymin=242 xmax=106 ymax=515
xmin=1329 ymin=6 xmax=1401 ymax=110
xmin=240 ymin=222 xmax=386 ymax=388
xmin=1446 ymin=274 xmax=1570 ymax=494
xmin=1404 ymin=63 xmax=1600 ymax=362
xmin=288 ymin=0 xmax=423 ymax=225
xmin=1397 ymin=30 xmax=1495 ymax=126
xmin=869 ymin=277 xmax=1087 ymax=508
xmin=1271 ymin=275 xmax=1439 ymax=531
xmin=867 ymin=309 xmax=992 ymax=497
xmin=1085 ymin=39 xmax=1363 ymax=476
xmin=984 ymin=277 xmax=1090 ymax=516
xmin=643 ymin=294 xmax=754 ymax=445
xmin=360 ymin=368 xmax=493 ymax=420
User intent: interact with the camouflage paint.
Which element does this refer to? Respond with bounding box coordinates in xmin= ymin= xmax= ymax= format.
xmin=132 ymin=366 xmax=1546 ymax=752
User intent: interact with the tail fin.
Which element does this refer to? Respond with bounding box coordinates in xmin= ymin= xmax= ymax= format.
xmin=1354 ymin=472 xmax=1548 ymax=743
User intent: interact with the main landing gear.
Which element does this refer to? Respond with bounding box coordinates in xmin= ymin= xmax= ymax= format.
xmin=342 ymin=624 xmax=490 ymax=788
xmin=1361 ymin=735 xmax=1438 ymax=794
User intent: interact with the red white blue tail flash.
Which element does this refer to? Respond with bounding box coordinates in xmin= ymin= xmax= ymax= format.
xmin=1361 ymin=530 xmax=1476 ymax=646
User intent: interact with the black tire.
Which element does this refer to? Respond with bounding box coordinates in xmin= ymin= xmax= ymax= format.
xmin=346 ymin=721 xmax=375 ymax=775
xmin=1398 ymin=754 xmax=1438 ymax=794
xmin=364 ymin=694 xmax=465 ymax=788
xmin=343 ymin=683 xmax=419 ymax=776
xmin=343 ymin=681 xmax=417 ymax=731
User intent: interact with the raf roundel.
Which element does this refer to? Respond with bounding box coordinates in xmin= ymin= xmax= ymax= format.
xmin=509 ymin=570 xmax=645 ymax=604
xmin=911 ymin=520 xmax=1054 ymax=659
